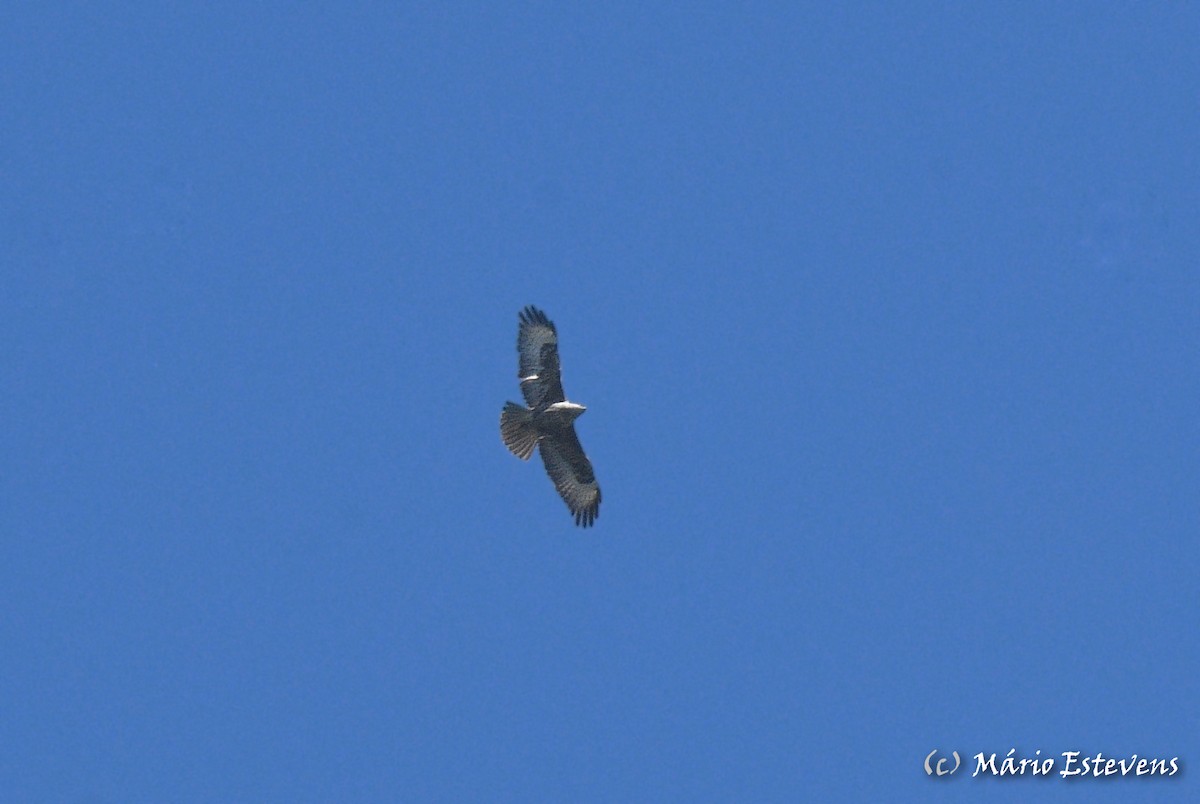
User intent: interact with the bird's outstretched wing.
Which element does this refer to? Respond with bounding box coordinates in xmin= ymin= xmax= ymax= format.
xmin=517 ymin=306 xmax=566 ymax=410
xmin=539 ymin=426 xmax=601 ymax=527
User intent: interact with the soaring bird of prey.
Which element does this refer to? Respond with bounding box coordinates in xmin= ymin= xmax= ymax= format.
xmin=500 ymin=306 xmax=601 ymax=527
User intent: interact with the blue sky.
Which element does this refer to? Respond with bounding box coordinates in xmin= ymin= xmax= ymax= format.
xmin=2 ymin=4 xmax=1196 ymax=801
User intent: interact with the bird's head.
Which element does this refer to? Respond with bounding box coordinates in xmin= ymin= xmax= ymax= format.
xmin=548 ymin=400 xmax=587 ymax=421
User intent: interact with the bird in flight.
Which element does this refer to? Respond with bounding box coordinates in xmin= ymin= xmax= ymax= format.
xmin=500 ymin=306 xmax=601 ymax=527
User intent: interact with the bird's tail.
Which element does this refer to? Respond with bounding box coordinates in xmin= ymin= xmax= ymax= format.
xmin=500 ymin=402 xmax=538 ymax=460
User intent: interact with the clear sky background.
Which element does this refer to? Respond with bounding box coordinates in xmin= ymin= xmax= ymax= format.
xmin=2 ymin=4 xmax=1196 ymax=801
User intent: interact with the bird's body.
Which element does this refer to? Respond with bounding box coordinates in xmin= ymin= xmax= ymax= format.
xmin=500 ymin=306 xmax=601 ymax=527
